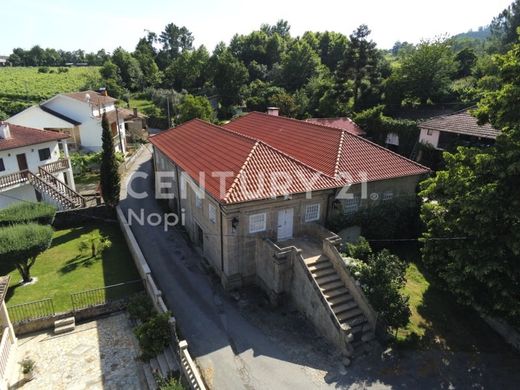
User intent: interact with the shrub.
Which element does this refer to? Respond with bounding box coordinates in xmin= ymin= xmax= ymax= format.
xmin=38 ymin=66 xmax=50 ymax=73
xmin=155 ymin=374 xmax=185 ymax=390
xmin=345 ymin=245 xmax=411 ymax=331
xmin=134 ymin=312 xmax=172 ymax=360
xmin=78 ymin=231 xmax=111 ymax=257
xmin=20 ymin=358 xmax=36 ymax=374
xmin=127 ymin=293 xmax=155 ymax=323
xmin=345 ymin=237 xmax=372 ymax=261
xmin=0 ymin=223 xmax=54 ymax=283
xmin=0 ymin=202 xmax=57 ymax=226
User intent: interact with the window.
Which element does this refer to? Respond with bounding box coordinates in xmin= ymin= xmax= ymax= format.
xmin=426 ymin=129 xmax=433 ymax=136
xmin=208 ymin=203 xmax=217 ymax=224
xmin=38 ymin=148 xmax=51 ymax=161
xmin=305 ymin=203 xmax=320 ymax=222
xmin=195 ymin=192 xmax=202 ymax=209
xmin=249 ymin=213 xmax=266 ymax=233
xmin=0 ymin=158 xmax=4 ymax=172
xmin=343 ymin=196 xmax=360 ymax=215
xmin=383 ymin=191 xmax=394 ymax=201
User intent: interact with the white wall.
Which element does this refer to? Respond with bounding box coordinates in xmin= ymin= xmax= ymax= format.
xmin=92 ymin=103 xmax=115 ymax=117
xmin=8 ymin=105 xmax=74 ymax=130
xmin=0 ymin=141 xmax=60 ymax=175
xmin=386 ymin=132 xmax=400 ymax=146
xmin=78 ymin=118 xmax=103 ymax=152
xmin=0 ymin=184 xmax=37 ymax=208
xmin=44 ymin=95 xmax=92 ymax=123
xmin=419 ymin=128 xmax=440 ymax=148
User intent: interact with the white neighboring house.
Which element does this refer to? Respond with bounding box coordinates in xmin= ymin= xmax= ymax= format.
xmin=8 ymin=90 xmax=128 ymax=153
xmin=0 ymin=122 xmax=83 ymax=210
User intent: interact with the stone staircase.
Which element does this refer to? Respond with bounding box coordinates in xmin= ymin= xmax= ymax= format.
xmin=54 ymin=316 xmax=75 ymax=334
xmin=306 ymin=253 xmax=375 ymax=358
xmin=142 ymin=346 xmax=180 ymax=390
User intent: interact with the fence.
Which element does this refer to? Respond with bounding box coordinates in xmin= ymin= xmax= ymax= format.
xmin=7 ymin=298 xmax=55 ymax=324
xmin=70 ymin=279 xmax=144 ymax=312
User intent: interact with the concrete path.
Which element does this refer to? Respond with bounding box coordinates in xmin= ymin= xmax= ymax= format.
xmin=119 ymin=148 xmax=520 ymax=390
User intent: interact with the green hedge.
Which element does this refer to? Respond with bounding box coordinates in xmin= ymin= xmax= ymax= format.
xmin=0 ymin=223 xmax=54 ymax=261
xmin=0 ymin=202 xmax=57 ymax=226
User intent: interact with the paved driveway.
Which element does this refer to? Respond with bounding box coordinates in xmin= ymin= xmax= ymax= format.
xmin=119 ymin=148 xmax=520 ymax=390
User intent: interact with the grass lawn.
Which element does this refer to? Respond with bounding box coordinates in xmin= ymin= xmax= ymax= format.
xmin=384 ymin=243 xmax=513 ymax=353
xmin=74 ymin=171 xmax=99 ymax=186
xmin=1 ymin=224 xmax=141 ymax=314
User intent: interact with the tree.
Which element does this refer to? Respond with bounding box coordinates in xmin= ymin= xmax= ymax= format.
xmin=345 ymin=239 xmax=410 ymax=331
xmin=0 ymin=223 xmax=53 ymax=283
xmin=280 ymin=39 xmax=321 ymax=91
xmin=100 ymin=113 xmax=120 ymax=207
xmin=163 ymin=46 xmax=210 ymax=92
xmin=490 ymin=0 xmax=520 ymax=52
xmin=421 ymin=38 xmax=520 ymax=325
xmin=455 ymin=47 xmax=477 ymax=78
xmin=391 ymin=38 xmax=457 ymax=105
xmin=0 ymin=202 xmax=56 ymax=226
xmin=111 ymin=48 xmax=143 ymax=91
xmin=176 ymin=94 xmax=215 ymax=124
xmin=78 ymin=231 xmax=111 ymax=257
xmin=212 ymin=50 xmax=249 ymax=117
xmin=158 ymin=23 xmax=194 ymax=67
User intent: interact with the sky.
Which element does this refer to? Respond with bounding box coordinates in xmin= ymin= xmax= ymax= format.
xmin=0 ymin=0 xmax=513 ymax=54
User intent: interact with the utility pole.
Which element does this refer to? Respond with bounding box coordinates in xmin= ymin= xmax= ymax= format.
xmin=115 ymin=106 xmax=124 ymax=154
xmin=166 ymin=96 xmax=171 ymax=128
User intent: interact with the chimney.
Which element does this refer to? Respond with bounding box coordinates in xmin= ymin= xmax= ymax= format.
xmin=133 ymin=107 xmax=138 ymax=117
xmin=267 ymin=107 xmax=279 ymax=116
xmin=0 ymin=122 xmax=11 ymax=139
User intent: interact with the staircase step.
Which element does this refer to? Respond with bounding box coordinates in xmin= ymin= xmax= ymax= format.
xmin=315 ymin=273 xmax=341 ymax=285
xmin=54 ymin=323 xmax=75 ymax=335
xmin=311 ymin=267 xmax=336 ymax=279
xmin=157 ymin=353 xmax=169 ymax=377
xmin=344 ymin=314 xmax=368 ymax=328
xmin=142 ymin=363 xmax=157 ymax=390
xmin=54 ymin=316 xmax=75 ymax=327
xmin=332 ymin=300 xmax=358 ymax=315
xmin=328 ymin=293 xmax=353 ymax=306
xmin=164 ymin=346 xmax=180 ymax=374
xmin=337 ymin=308 xmax=363 ymax=322
xmin=320 ymin=280 xmax=344 ymax=292
xmin=306 ymin=257 xmax=330 ymax=267
xmin=322 ymin=286 xmax=350 ymax=299
xmin=149 ymin=358 xmax=160 ymax=376
xmin=308 ymin=261 xmax=333 ymax=272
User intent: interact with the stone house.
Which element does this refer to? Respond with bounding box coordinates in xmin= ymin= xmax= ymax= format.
xmin=150 ymin=111 xmax=429 ymax=357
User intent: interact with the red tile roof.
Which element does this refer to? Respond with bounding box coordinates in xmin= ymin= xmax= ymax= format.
xmin=150 ymin=113 xmax=429 ymax=204
xmin=0 ymin=122 xmax=69 ymax=151
xmin=305 ymin=117 xmax=366 ymax=136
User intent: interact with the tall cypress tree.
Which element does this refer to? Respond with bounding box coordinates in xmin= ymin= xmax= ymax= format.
xmin=100 ymin=113 xmax=121 ymax=207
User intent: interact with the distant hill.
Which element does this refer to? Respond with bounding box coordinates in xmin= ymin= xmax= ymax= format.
xmin=453 ymin=26 xmax=491 ymax=41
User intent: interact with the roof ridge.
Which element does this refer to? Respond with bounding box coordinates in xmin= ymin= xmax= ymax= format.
xmin=223 ymin=141 xmax=261 ymax=201
xmin=419 ymin=106 xmax=477 ymax=123
xmin=5 ymin=122 xmax=69 ymax=136
xmin=245 ymin=111 xmax=345 ymax=133
xmin=334 ymin=131 xmax=346 ymax=177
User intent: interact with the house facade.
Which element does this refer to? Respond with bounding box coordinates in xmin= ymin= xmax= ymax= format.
xmin=151 ymin=112 xmax=429 ymax=357
xmin=151 ymin=112 xmax=429 ymax=287
xmin=0 ymin=122 xmax=82 ymax=210
xmin=7 ymin=90 xmax=145 ymax=154
xmin=0 ymin=276 xmax=16 ymax=390
xmin=418 ymin=109 xmax=500 ymax=151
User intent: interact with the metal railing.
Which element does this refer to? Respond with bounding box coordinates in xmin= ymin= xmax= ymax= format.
xmin=0 ymin=327 xmax=14 ymax=379
xmin=7 ymin=298 xmax=55 ymax=324
xmin=70 ymin=279 xmax=143 ymax=312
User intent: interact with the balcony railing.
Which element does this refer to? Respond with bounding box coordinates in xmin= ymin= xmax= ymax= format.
xmin=0 ymin=170 xmax=29 ymax=190
xmin=40 ymin=158 xmax=70 ymax=174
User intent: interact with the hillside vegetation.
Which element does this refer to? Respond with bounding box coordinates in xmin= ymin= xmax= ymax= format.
xmin=0 ymin=66 xmax=101 ymax=118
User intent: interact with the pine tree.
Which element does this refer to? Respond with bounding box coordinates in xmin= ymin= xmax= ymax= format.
xmin=100 ymin=112 xmax=121 ymax=207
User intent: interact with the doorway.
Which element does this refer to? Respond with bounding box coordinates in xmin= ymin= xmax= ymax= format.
xmin=277 ymin=208 xmax=294 ymax=241
xmin=16 ymin=153 xmax=28 ymax=171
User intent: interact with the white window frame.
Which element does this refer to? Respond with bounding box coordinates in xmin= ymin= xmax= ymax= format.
xmin=249 ymin=213 xmax=267 ymax=233
xmin=343 ymin=195 xmax=360 ymax=215
xmin=382 ymin=191 xmax=394 ymax=201
xmin=304 ymin=203 xmax=320 ymax=222
xmin=426 ymin=129 xmax=433 ymax=136
xmin=208 ymin=203 xmax=217 ymax=224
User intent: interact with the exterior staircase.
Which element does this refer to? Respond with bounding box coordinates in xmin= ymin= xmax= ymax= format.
xmin=303 ymin=248 xmax=376 ymax=358
xmin=142 ymin=346 xmax=180 ymax=390
xmin=28 ymin=166 xmax=85 ymax=210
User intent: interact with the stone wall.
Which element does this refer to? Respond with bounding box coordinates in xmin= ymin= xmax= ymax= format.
xmin=53 ymin=205 xmax=116 ymax=229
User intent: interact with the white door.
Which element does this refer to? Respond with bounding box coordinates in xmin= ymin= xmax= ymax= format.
xmin=277 ymin=208 xmax=294 ymax=241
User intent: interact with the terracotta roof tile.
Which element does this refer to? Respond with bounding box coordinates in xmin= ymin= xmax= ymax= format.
xmin=305 ymin=117 xmax=366 ymax=136
xmin=0 ymin=122 xmax=69 ymax=151
xmin=151 ymin=113 xmax=429 ymax=204
xmin=419 ymin=109 xmax=500 ymax=139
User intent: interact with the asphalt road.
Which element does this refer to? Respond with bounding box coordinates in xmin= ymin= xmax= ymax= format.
xmin=119 ymin=148 xmax=520 ymax=390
